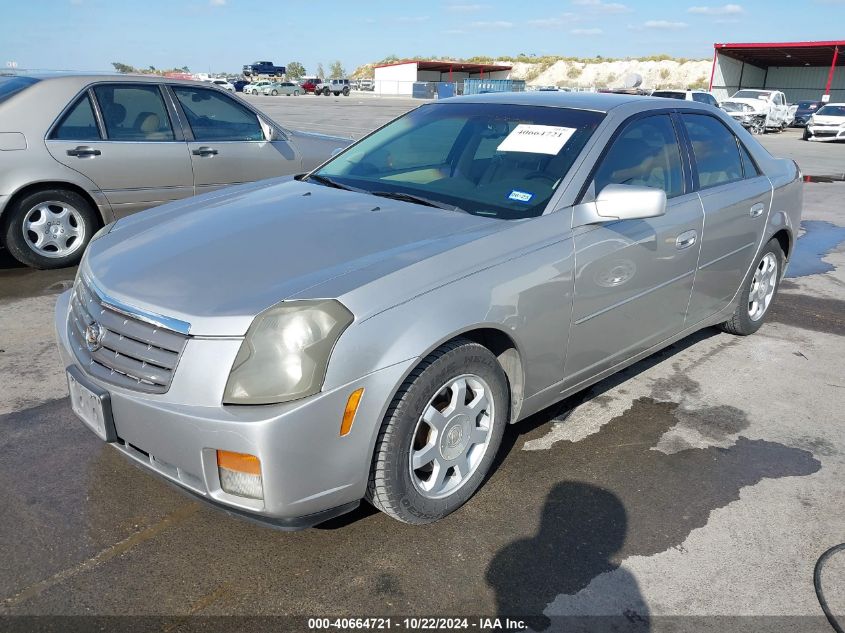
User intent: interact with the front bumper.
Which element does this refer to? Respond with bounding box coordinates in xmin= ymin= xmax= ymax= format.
xmin=55 ymin=289 xmax=415 ymax=528
xmin=806 ymin=125 xmax=845 ymax=141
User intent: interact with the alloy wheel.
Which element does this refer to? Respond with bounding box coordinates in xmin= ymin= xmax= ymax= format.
xmin=22 ymin=201 xmax=86 ymax=259
xmin=748 ymin=252 xmax=778 ymax=321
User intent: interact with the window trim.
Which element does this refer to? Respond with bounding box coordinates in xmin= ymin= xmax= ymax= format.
xmin=166 ymin=84 xmax=270 ymax=143
xmin=47 ymin=90 xmax=104 ymax=142
xmin=679 ymin=111 xmax=748 ymax=191
xmin=576 ymin=109 xmax=693 ymax=204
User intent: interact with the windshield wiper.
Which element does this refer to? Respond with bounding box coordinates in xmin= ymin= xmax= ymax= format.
xmin=305 ymin=173 xmax=355 ymax=191
xmin=368 ymin=191 xmax=466 ymax=213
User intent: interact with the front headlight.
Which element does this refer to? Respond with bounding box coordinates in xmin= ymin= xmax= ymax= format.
xmin=223 ymin=300 xmax=353 ymax=405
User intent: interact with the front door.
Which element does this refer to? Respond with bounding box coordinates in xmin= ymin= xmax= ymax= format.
xmin=680 ymin=113 xmax=772 ymax=323
xmin=45 ymin=83 xmax=194 ymax=218
xmin=563 ymin=114 xmax=704 ymax=388
xmin=169 ymin=85 xmax=300 ymax=194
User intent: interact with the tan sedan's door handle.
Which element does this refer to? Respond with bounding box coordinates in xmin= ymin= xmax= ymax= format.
xmin=192 ymin=146 xmax=218 ymax=157
xmin=750 ymin=203 xmax=765 ymax=218
xmin=676 ymin=230 xmax=697 ymax=250
xmin=66 ymin=146 xmax=101 ymax=158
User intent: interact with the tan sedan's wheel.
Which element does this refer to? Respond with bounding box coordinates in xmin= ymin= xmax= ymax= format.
xmin=3 ymin=189 xmax=98 ymax=269
xmin=719 ymin=238 xmax=784 ymax=336
xmin=367 ymin=339 xmax=508 ymax=524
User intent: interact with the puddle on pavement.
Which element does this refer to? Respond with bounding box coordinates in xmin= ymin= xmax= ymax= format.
xmin=786 ymin=220 xmax=845 ymax=278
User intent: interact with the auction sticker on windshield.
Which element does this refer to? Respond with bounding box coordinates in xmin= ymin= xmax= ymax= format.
xmin=497 ymin=124 xmax=577 ymax=155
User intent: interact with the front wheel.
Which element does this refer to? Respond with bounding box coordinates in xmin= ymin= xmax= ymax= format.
xmin=367 ymin=339 xmax=509 ymax=524
xmin=323 ymin=87 xmax=331 ymax=96
xmin=3 ymin=189 xmax=99 ymax=269
xmin=293 ymin=90 xmax=300 ymax=96
xmin=803 ymin=128 xmax=811 ymax=141
xmin=718 ymin=238 xmax=783 ymax=336
xmin=342 ymin=86 xmax=350 ymax=96
xmin=271 ymin=90 xmax=278 ymax=96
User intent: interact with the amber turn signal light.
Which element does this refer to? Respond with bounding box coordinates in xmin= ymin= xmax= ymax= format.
xmin=340 ymin=388 xmax=364 ymax=437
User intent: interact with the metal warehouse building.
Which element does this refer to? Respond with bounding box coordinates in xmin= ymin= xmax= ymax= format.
xmin=709 ymin=40 xmax=843 ymax=103
xmin=373 ymin=60 xmax=512 ymax=96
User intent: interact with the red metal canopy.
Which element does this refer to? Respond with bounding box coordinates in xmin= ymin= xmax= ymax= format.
xmin=714 ymin=40 xmax=845 ymax=67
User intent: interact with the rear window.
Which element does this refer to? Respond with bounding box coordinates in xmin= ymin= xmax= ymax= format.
xmin=0 ymin=76 xmax=40 ymax=104
xmin=652 ymin=91 xmax=686 ymax=100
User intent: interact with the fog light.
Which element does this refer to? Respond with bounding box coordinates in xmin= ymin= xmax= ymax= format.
xmin=216 ymin=450 xmax=263 ymax=499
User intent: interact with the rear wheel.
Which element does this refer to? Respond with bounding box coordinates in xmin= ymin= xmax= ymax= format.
xmin=367 ymin=339 xmax=509 ymax=524
xmin=3 ymin=189 xmax=98 ymax=269
xmin=293 ymin=90 xmax=300 ymax=96
xmin=271 ymin=89 xmax=278 ymax=96
xmin=342 ymin=86 xmax=350 ymax=96
xmin=718 ymin=238 xmax=783 ymax=336
xmin=323 ymin=87 xmax=331 ymax=96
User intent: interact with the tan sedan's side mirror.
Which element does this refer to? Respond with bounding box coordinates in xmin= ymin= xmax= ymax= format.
xmin=572 ymin=184 xmax=667 ymax=227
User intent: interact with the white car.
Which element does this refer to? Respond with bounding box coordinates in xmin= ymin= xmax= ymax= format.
xmin=803 ymin=103 xmax=845 ymax=142
xmin=210 ymin=79 xmax=235 ymax=92
xmin=243 ymin=80 xmax=273 ymax=95
xmin=724 ymin=89 xmax=791 ymax=131
xmin=652 ymin=90 xmax=719 ymax=107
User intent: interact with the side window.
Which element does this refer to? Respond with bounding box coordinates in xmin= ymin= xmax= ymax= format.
xmin=692 ymin=93 xmax=707 ymax=104
xmin=738 ymin=141 xmax=760 ymax=178
xmin=708 ymin=94 xmax=719 ymax=106
xmin=172 ymin=87 xmax=264 ymax=141
xmin=93 ymin=84 xmax=174 ymax=141
xmin=51 ymin=94 xmax=100 ymax=141
xmin=592 ymin=115 xmax=685 ymax=199
xmin=682 ymin=114 xmax=744 ymax=189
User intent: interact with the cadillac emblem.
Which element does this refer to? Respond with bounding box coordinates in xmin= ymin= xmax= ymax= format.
xmin=85 ymin=322 xmax=105 ymax=352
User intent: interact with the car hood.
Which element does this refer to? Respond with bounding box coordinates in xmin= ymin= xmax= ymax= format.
xmin=84 ymin=179 xmax=503 ymax=336
xmin=727 ymin=98 xmax=769 ymax=111
xmin=809 ymin=115 xmax=845 ymax=125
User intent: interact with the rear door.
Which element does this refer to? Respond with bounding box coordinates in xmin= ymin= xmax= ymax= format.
xmin=563 ymin=113 xmax=704 ymax=387
xmin=168 ymin=84 xmax=300 ymax=193
xmin=45 ymin=83 xmax=194 ymax=218
xmin=681 ymin=112 xmax=772 ymax=324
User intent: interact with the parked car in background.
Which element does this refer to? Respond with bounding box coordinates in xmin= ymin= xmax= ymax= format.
xmin=790 ymin=100 xmax=824 ymax=127
xmin=210 ymin=78 xmax=235 ymax=92
xmin=263 ymin=82 xmax=301 ymax=96
xmin=55 ymin=92 xmax=801 ymax=529
xmin=0 ymin=74 xmax=351 ymax=268
xmin=803 ymin=103 xmax=845 ymax=141
xmin=651 ymin=90 xmax=719 ymax=107
xmin=358 ymin=79 xmax=374 ymax=91
xmin=316 ymin=79 xmax=351 ymax=96
xmin=723 ymin=89 xmax=791 ymax=131
xmin=243 ymin=80 xmax=273 ymax=95
xmin=299 ymin=78 xmax=322 ymax=94
xmin=232 ymin=80 xmax=249 ymax=93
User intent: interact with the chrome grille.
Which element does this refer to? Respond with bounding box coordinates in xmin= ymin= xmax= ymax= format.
xmin=68 ymin=277 xmax=188 ymax=394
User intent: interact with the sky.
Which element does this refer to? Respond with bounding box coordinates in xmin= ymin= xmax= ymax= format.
xmin=2 ymin=0 xmax=844 ymax=75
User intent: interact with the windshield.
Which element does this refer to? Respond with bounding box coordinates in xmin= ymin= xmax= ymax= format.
xmin=733 ymin=90 xmax=771 ymax=100
xmin=0 ymin=76 xmax=40 ymax=104
xmin=312 ymin=102 xmax=604 ymax=220
xmin=721 ymin=102 xmax=746 ymax=112
xmin=816 ymin=105 xmax=845 ymax=117
xmin=796 ymin=101 xmax=819 ymax=110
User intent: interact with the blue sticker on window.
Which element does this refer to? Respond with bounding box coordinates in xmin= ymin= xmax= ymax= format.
xmin=508 ymin=190 xmax=534 ymax=203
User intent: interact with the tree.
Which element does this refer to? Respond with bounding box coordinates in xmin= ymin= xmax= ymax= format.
xmin=329 ymin=60 xmax=345 ymax=79
xmin=315 ymin=63 xmax=325 ymax=79
xmin=287 ymin=61 xmax=305 ymax=80
xmin=180 ymin=65 xmax=190 ymax=73
xmin=111 ymin=62 xmax=135 ymax=73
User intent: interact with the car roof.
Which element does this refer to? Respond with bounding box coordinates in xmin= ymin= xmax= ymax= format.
xmin=440 ymin=90 xmax=685 ymax=113
xmin=9 ymin=72 xmax=212 ymax=88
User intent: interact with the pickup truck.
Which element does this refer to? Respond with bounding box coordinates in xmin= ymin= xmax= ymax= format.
xmin=721 ymin=89 xmax=791 ymax=132
xmin=242 ymin=61 xmax=286 ymax=78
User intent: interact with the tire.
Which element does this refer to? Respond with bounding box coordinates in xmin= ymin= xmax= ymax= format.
xmin=323 ymin=87 xmax=331 ymax=96
xmin=271 ymin=90 xmax=278 ymax=96
xmin=803 ymin=128 xmax=811 ymax=141
xmin=3 ymin=188 xmax=99 ymax=269
xmin=294 ymin=90 xmax=300 ymax=96
xmin=718 ymin=238 xmax=784 ymax=336
xmin=366 ymin=339 xmax=509 ymax=524
xmin=342 ymin=87 xmax=350 ymax=96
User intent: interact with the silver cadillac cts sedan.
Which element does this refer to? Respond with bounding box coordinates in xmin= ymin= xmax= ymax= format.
xmin=55 ymin=92 xmax=802 ymax=528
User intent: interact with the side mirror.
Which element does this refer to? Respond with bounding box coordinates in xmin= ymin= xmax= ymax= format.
xmin=260 ymin=117 xmax=287 ymax=142
xmin=572 ymin=184 xmax=667 ymax=227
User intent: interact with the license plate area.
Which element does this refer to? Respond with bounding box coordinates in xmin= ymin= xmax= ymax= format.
xmin=67 ymin=366 xmax=117 ymax=442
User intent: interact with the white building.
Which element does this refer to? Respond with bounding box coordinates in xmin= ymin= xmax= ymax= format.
xmin=373 ymin=60 xmax=512 ymax=96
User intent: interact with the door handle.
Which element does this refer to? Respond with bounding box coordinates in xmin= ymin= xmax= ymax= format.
xmin=192 ymin=147 xmax=218 ymax=157
xmin=750 ymin=203 xmax=765 ymax=218
xmin=66 ymin=146 xmax=101 ymax=157
xmin=675 ymin=230 xmax=697 ymax=250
